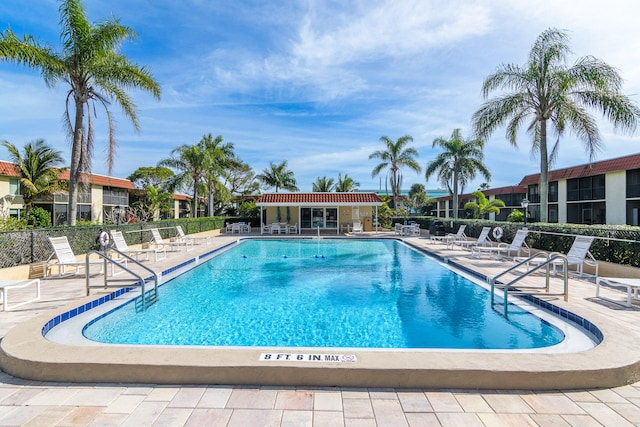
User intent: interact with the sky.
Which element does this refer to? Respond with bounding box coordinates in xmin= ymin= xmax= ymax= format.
xmin=1 ymin=0 xmax=640 ymax=194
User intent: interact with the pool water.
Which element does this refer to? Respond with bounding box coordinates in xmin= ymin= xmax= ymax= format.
xmin=83 ymin=239 xmax=565 ymax=349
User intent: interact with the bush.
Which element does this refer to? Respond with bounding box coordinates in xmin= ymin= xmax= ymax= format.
xmin=238 ymin=200 xmax=260 ymax=218
xmin=27 ymin=207 xmax=52 ymax=228
xmin=507 ymin=210 xmax=524 ymax=222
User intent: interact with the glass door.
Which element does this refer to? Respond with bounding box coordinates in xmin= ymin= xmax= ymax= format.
xmin=311 ymin=208 xmax=324 ymax=228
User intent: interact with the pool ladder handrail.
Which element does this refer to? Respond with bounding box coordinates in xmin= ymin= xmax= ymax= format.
xmin=488 ymin=252 xmax=569 ymax=315
xmin=85 ymin=248 xmax=159 ymax=311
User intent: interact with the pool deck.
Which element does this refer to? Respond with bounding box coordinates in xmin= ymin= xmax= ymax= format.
xmin=1 ymin=232 xmax=640 ymax=425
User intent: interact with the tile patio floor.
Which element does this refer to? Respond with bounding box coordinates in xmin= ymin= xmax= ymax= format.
xmin=1 ymin=232 xmax=640 ymax=426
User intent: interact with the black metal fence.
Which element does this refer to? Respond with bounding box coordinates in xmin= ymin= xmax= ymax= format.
xmin=0 ymin=217 xmax=227 ymax=269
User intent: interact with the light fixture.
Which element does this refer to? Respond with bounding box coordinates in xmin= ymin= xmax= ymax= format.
xmin=521 ymin=198 xmax=529 ymax=227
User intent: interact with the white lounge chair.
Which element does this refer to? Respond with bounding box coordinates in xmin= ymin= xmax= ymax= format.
xmin=520 ymin=235 xmax=599 ymax=278
xmin=433 ymin=224 xmax=466 ymax=244
xmin=457 ymin=226 xmax=493 ymax=250
xmin=176 ymin=225 xmax=211 ymax=245
xmin=596 ymin=277 xmax=640 ymax=307
xmin=111 ymin=230 xmax=166 ymax=262
xmin=44 ymin=236 xmax=109 ymax=278
xmin=352 ymin=221 xmax=363 ymax=233
xmin=150 ymin=228 xmax=193 ymax=252
xmin=0 ymin=279 xmax=40 ymax=311
xmin=472 ymin=229 xmax=530 ymax=259
xmin=394 ymin=223 xmax=403 ymax=235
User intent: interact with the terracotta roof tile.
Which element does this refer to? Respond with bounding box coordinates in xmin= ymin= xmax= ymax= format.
xmin=256 ymin=192 xmax=383 ymax=205
xmin=57 ymin=170 xmax=135 ymax=189
xmin=0 ymin=161 xmax=21 ymax=177
xmin=519 ymin=153 xmax=640 ymax=185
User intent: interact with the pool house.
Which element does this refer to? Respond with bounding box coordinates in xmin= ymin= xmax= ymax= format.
xmin=255 ymin=192 xmax=384 ymax=234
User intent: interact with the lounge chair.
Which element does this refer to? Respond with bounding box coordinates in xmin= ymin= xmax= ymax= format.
xmin=44 ymin=236 xmax=113 ymax=278
xmin=519 ymin=235 xmax=599 ymax=278
xmin=394 ymin=223 xmax=403 ymax=235
xmin=111 ymin=230 xmax=166 ymax=262
xmin=176 ymin=225 xmax=211 ymax=245
xmin=596 ymin=277 xmax=640 ymax=307
xmin=432 ymin=224 xmax=466 ymax=244
xmin=472 ymin=229 xmax=530 ymax=259
xmin=457 ymin=226 xmax=493 ymax=250
xmin=287 ymin=223 xmax=298 ymax=234
xmin=0 ymin=279 xmax=40 ymax=311
xmin=150 ymin=228 xmax=193 ymax=252
xmin=352 ymin=221 xmax=363 ymax=233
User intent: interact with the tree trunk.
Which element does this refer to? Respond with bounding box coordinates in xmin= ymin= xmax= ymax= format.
xmin=67 ymin=99 xmax=85 ymax=226
xmin=539 ymin=120 xmax=549 ymax=223
xmin=452 ymin=170 xmax=459 ymax=219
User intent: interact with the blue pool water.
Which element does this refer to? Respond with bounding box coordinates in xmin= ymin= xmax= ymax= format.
xmin=83 ymin=239 xmax=565 ymax=349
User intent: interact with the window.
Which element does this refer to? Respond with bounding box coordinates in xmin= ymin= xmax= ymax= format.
xmin=567 ymin=175 xmax=605 ymax=201
xmin=548 ymin=181 xmax=558 ymax=203
xmin=9 ymin=178 xmax=21 ymax=195
xmin=103 ymin=187 xmax=129 ymax=205
xmin=352 ymin=206 xmax=360 ymax=220
xmin=528 ymin=185 xmax=540 ymax=203
xmin=627 ymin=169 xmax=640 ymax=198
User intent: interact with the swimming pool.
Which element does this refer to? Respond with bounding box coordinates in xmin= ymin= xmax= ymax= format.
xmin=83 ymin=239 xmax=565 ymax=349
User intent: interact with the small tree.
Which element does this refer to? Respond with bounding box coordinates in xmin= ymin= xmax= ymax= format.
xmin=464 ymin=190 xmax=506 ymax=219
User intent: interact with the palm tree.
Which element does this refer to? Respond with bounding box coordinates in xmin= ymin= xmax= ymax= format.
xmin=464 ymin=190 xmax=506 ymax=219
xmin=335 ymin=173 xmax=360 ymax=192
xmin=199 ymin=134 xmax=237 ymax=216
xmin=312 ymin=176 xmax=335 ymax=192
xmin=425 ymin=129 xmax=490 ymax=219
xmin=1 ymin=139 xmax=65 ymax=222
xmin=159 ymin=144 xmax=207 ymax=218
xmin=369 ymin=135 xmax=421 ymax=208
xmin=472 ymin=28 xmax=640 ymax=222
xmin=256 ymin=161 xmax=299 ymax=192
xmin=0 ymin=0 xmax=161 ymax=225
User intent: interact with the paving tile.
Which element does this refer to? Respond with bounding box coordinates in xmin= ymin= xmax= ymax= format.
xmin=313 ymin=411 xmax=344 ymax=427
xmin=62 ymin=387 xmax=122 ymax=406
xmin=226 ymin=388 xmax=278 ymax=409
xmin=560 ymin=414 xmax=603 ymax=427
xmin=198 ymin=387 xmax=233 ymax=408
xmin=23 ymin=388 xmax=78 ymax=406
xmin=454 ymin=393 xmax=493 ymax=413
xmin=425 ymin=391 xmax=463 ymax=412
xmin=476 ymin=412 xmax=538 ymax=427
xmin=342 ymin=397 xmax=374 ymax=419
xmin=87 ymin=412 xmax=130 ymax=427
xmin=21 ymin=406 xmax=73 ymax=427
xmin=607 ymin=402 xmax=640 ymax=423
xmin=183 ymin=408 xmax=233 ymax=426
xmin=341 ymin=388 xmax=370 ymax=399
xmin=482 ymin=393 xmax=535 ymax=413
xmin=281 ymin=409 xmax=313 ymax=427
xmin=146 ymin=387 xmax=180 ymax=402
xmin=227 ymin=409 xmax=283 ymax=427
xmin=521 ymin=393 xmax=585 ymax=415
xmin=275 ymin=390 xmax=313 ymax=410
xmin=577 ymin=401 xmax=635 ymax=426
xmin=119 ymin=401 xmax=168 ymax=427
xmin=405 ymin=412 xmax=440 ymax=427
xmin=167 ymin=387 xmax=205 ymax=408
xmin=152 ymin=407 xmax=193 ymax=427
xmin=529 ymin=414 xmax=572 ymax=426
xmin=0 ymin=405 xmax=45 ymax=426
xmin=0 ymin=388 xmax=45 ymax=405
xmin=103 ymin=394 xmax=146 ymax=413
xmin=344 ymin=418 xmax=377 ymax=427
xmin=612 ymin=385 xmax=640 ymax=399
xmin=371 ymin=398 xmax=409 ymax=427
xmin=588 ymin=388 xmax=630 ymax=403
xmin=367 ymin=389 xmax=398 ymax=400
xmin=314 ymin=391 xmax=343 ymax=411
xmin=55 ymin=406 xmax=104 ymax=426
xmin=398 ymin=391 xmax=432 ymax=412
xmin=562 ymin=390 xmax=600 ymax=403
xmin=437 ymin=412 xmax=485 ymax=427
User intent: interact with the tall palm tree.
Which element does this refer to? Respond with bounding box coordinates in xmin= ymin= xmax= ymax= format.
xmin=2 ymin=139 xmax=66 ymax=222
xmin=0 ymin=0 xmax=161 ymax=225
xmin=472 ymin=27 xmax=640 ymax=222
xmin=335 ymin=173 xmax=360 ymax=192
xmin=312 ymin=176 xmax=335 ymax=192
xmin=158 ymin=144 xmax=207 ymax=218
xmin=425 ymin=129 xmax=490 ymax=219
xmin=256 ymin=161 xmax=299 ymax=192
xmin=199 ymin=134 xmax=237 ymax=216
xmin=369 ymin=135 xmax=421 ymax=208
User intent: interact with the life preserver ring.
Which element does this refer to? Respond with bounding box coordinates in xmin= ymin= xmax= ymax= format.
xmin=492 ymin=227 xmax=504 ymax=240
xmin=99 ymin=231 xmax=110 ymax=247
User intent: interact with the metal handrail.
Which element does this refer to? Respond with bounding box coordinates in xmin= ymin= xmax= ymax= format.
xmin=489 ymin=253 xmax=569 ymax=315
xmin=85 ymin=248 xmax=159 ymax=311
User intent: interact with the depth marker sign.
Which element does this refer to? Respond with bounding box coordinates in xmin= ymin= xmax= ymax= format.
xmin=259 ymin=353 xmax=357 ymax=363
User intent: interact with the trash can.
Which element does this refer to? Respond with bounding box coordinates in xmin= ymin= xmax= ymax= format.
xmin=429 ymin=220 xmax=446 ymax=236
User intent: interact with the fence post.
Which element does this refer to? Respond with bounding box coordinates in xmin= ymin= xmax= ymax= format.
xmin=30 ymin=230 xmax=35 ymax=264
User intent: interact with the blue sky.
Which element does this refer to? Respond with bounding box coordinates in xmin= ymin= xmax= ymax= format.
xmin=1 ymin=0 xmax=640 ymax=194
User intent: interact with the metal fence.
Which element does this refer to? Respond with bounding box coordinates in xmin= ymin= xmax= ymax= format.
xmin=0 ymin=217 xmax=227 ymax=269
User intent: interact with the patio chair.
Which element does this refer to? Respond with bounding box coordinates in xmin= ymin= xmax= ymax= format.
xmin=394 ymin=223 xmax=403 ymax=235
xmin=352 ymin=221 xmax=363 ymax=233
xmin=43 ymin=236 xmax=117 ymax=278
xmin=111 ymin=230 xmax=166 ymax=262
xmin=176 ymin=225 xmax=211 ymax=245
xmin=269 ymin=223 xmax=282 ymax=234
xmin=472 ymin=229 xmax=530 ymax=259
xmin=596 ymin=277 xmax=640 ymax=307
xmin=0 ymin=279 xmax=40 ymax=311
xmin=432 ymin=224 xmax=466 ymax=244
xmin=457 ymin=226 xmax=493 ymax=250
xmin=520 ymin=235 xmax=599 ymax=278
xmin=150 ymin=228 xmax=193 ymax=252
